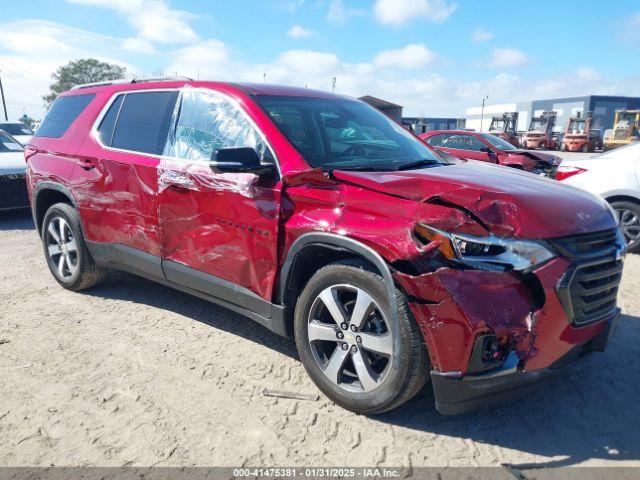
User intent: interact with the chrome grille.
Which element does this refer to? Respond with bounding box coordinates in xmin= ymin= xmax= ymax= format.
xmin=550 ymin=229 xmax=623 ymax=326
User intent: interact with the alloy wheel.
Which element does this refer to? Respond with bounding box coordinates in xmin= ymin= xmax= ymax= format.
xmin=307 ymin=284 xmax=393 ymax=393
xmin=617 ymin=208 xmax=640 ymax=246
xmin=46 ymin=216 xmax=79 ymax=280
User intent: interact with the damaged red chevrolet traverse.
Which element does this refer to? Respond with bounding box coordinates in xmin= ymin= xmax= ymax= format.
xmin=26 ymin=79 xmax=625 ymax=415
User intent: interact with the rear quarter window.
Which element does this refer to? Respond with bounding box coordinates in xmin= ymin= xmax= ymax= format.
xmin=35 ymin=94 xmax=96 ymax=138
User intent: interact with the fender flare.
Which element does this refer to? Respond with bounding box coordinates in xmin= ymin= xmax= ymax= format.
xmin=278 ymin=232 xmax=401 ymax=370
xmin=32 ymin=181 xmax=79 ymax=232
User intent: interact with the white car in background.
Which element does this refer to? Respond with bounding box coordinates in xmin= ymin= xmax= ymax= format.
xmin=0 ymin=122 xmax=34 ymax=145
xmin=0 ymin=130 xmax=29 ymax=211
xmin=557 ymin=142 xmax=640 ymax=252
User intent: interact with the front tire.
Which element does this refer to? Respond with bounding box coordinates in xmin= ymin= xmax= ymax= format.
xmin=42 ymin=203 xmax=106 ymax=291
xmin=294 ymin=260 xmax=429 ymax=414
xmin=611 ymin=201 xmax=640 ymax=253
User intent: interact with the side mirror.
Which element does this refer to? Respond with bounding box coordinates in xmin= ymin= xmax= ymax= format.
xmin=480 ymin=146 xmax=496 ymax=156
xmin=210 ymin=147 xmax=274 ymax=175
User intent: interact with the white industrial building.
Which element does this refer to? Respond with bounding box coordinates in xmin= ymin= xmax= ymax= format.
xmin=465 ymin=95 xmax=640 ymax=133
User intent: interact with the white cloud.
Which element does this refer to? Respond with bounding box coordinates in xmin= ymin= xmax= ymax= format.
xmin=374 ymin=0 xmax=457 ymax=27
xmin=471 ymin=28 xmax=493 ymax=43
xmin=374 ymin=44 xmax=436 ymax=70
xmin=327 ymin=0 xmax=366 ymax=25
xmin=287 ymin=25 xmax=315 ymax=39
xmin=275 ymin=50 xmax=343 ymax=76
xmin=577 ymin=66 xmax=603 ymax=84
xmin=0 ymin=20 xmax=136 ymax=120
xmin=1 ymin=17 xmax=638 ymax=125
xmin=122 ymin=37 xmax=157 ymax=54
xmin=167 ymin=39 xmax=229 ymax=78
xmin=66 ymin=0 xmax=198 ymax=44
xmin=489 ymin=48 xmax=529 ymax=67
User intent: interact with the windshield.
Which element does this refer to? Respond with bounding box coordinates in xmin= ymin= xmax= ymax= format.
xmin=529 ymin=118 xmax=547 ymax=132
xmin=567 ymin=119 xmax=586 ymax=135
xmin=0 ymin=131 xmax=25 ymax=152
xmin=481 ymin=133 xmax=518 ymax=151
xmin=618 ymin=112 xmax=639 ymax=123
xmin=0 ymin=123 xmax=33 ymax=136
xmin=256 ymin=95 xmax=445 ymax=171
xmin=489 ymin=119 xmax=504 ymax=131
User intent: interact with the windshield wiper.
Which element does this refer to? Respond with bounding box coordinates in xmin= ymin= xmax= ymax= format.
xmin=395 ymin=159 xmax=443 ymax=171
xmin=333 ymin=166 xmax=396 ymax=172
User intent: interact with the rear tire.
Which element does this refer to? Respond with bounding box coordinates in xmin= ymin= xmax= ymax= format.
xmin=610 ymin=201 xmax=640 ymax=253
xmin=42 ymin=203 xmax=106 ymax=291
xmin=294 ymin=260 xmax=429 ymax=414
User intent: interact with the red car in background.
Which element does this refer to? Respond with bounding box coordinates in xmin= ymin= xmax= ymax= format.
xmin=420 ymin=130 xmax=561 ymax=177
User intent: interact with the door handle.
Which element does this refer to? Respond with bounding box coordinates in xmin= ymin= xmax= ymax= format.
xmin=78 ymin=157 xmax=96 ymax=171
xmin=161 ymin=172 xmax=196 ymax=190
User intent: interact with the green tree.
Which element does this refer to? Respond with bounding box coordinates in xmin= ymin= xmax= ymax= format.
xmin=43 ymin=58 xmax=126 ymax=106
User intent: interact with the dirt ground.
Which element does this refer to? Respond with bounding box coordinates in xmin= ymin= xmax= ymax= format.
xmin=1 ymin=206 xmax=639 ymax=469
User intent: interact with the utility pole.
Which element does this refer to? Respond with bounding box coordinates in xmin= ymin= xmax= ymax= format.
xmin=479 ymin=94 xmax=489 ymax=132
xmin=0 ymin=71 xmax=8 ymax=121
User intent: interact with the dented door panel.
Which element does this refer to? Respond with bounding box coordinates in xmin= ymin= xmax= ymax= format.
xmin=159 ymin=158 xmax=281 ymax=299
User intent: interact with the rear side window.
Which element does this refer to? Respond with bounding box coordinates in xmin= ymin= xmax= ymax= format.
xmin=96 ymin=94 xmax=124 ymax=146
xmin=111 ymin=91 xmax=179 ymax=155
xmin=35 ymin=94 xmax=96 ymax=138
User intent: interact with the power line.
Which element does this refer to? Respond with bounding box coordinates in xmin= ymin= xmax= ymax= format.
xmin=1 ymin=57 xmax=50 ymax=89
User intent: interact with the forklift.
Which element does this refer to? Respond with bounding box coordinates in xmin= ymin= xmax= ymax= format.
xmin=521 ymin=111 xmax=557 ymax=150
xmin=488 ymin=112 xmax=520 ymax=147
xmin=561 ymin=111 xmax=601 ymax=152
xmin=603 ymin=109 xmax=640 ymax=151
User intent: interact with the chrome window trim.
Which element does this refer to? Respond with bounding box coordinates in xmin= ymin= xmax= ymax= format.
xmin=89 ymin=86 xmax=282 ymax=179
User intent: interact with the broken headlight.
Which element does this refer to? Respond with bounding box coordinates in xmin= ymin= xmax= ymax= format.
xmin=415 ymin=224 xmax=556 ymax=272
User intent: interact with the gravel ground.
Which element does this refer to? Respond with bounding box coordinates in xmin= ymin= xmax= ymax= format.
xmin=0 ymin=207 xmax=639 ymax=469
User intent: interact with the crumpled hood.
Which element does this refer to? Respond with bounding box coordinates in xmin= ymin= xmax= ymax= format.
xmin=500 ymin=149 xmax=560 ymax=165
xmin=333 ymin=161 xmax=616 ymax=239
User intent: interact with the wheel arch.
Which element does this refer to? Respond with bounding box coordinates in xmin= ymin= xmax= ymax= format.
xmin=33 ymin=182 xmax=78 ymax=234
xmin=604 ymin=194 xmax=640 ymax=206
xmin=277 ymin=233 xmax=401 ymax=370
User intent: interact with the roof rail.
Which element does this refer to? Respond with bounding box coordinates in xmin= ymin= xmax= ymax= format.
xmin=131 ymin=76 xmax=193 ymax=83
xmin=71 ymin=79 xmax=129 ymax=90
xmin=72 ymin=76 xmax=194 ymax=90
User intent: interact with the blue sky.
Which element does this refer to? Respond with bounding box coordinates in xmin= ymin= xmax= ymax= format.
xmin=0 ymin=0 xmax=639 ymax=119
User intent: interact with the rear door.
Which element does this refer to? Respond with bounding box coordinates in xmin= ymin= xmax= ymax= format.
xmin=158 ymin=88 xmax=282 ymax=308
xmin=74 ymin=90 xmax=179 ymax=263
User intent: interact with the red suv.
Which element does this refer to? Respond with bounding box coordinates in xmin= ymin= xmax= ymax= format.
xmin=26 ymin=79 xmax=625 ymax=415
xmin=421 ymin=130 xmax=561 ymax=177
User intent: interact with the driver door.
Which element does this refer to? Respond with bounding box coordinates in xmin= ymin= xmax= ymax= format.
xmin=158 ymin=88 xmax=282 ymax=312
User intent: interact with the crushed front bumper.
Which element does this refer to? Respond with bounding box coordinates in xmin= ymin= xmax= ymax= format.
xmin=431 ymin=311 xmax=619 ymax=415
